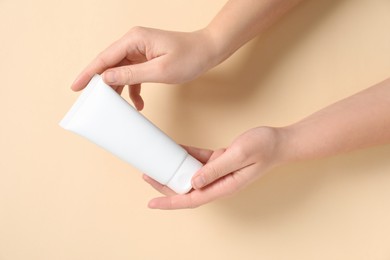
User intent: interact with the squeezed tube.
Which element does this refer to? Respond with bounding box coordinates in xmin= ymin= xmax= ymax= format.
xmin=60 ymin=74 xmax=202 ymax=194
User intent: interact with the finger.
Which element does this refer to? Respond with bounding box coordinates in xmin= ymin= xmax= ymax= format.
xmin=180 ymin=145 xmax=214 ymax=164
xmin=191 ymin=147 xmax=245 ymax=190
xmin=112 ymin=60 xmax=133 ymax=96
xmin=208 ymin=148 xmax=226 ymax=162
xmin=148 ymin=165 xmax=256 ymax=210
xmin=142 ymin=174 xmax=176 ymax=196
xmin=115 ymin=85 xmax=125 ymax=95
xmin=148 ymin=193 xmax=201 ymax=210
xmin=71 ymin=39 xmax=128 ymax=91
xmin=129 ymin=84 xmax=144 ymax=111
xmin=101 ymin=56 xmax=166 ymax=86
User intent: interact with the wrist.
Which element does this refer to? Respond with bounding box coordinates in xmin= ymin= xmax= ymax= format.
xmin=275 ymin=123 xmax=322 ymax=165
xmin=198 ymin=26 xmax=236 ymax=68
xmin=243 ymin=126 xmax=295 ymax=169
xmin=271 ymin=125 xmax=301 ymax=166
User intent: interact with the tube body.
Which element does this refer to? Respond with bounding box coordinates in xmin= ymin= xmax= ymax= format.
xmin=60 ymin=74 xmax=202 ymax=194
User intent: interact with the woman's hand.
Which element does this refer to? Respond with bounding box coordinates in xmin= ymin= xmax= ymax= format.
xmin=143 ymin=77 xmax=390 ymax=210
xmin=70 ymin=0 xmax=303 ymax=110
xmin=71 ymin=27 xmax=218 ymax=110
xmin=143 ymin=127 xmax=287 ymax=209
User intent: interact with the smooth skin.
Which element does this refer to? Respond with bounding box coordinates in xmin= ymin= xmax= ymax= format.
xmin=71 ymin=0 xmax=390 ymax=209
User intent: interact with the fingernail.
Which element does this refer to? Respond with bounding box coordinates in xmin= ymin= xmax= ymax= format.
xmin=148 ymin=200 xmax=157 ymax=209
xmin=104 ymin=71 xmax=116 ymax=83
xmin=193 ymin=176 xmax=206 ymax=189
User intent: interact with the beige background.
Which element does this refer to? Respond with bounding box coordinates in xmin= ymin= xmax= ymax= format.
xmin=1 ymin=0 xmax=390 ymax=259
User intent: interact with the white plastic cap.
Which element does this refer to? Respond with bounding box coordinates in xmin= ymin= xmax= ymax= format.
xmin=166 ymin=154 xmax=203 ymax=194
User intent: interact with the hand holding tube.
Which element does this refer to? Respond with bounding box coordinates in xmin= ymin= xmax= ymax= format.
xmin=144 ymin=127 xmax=284 ymax=209
xmin=62 ymin=75 xmax=203 ymax=194
xmin=145 ymin=78 xmax=390 ymax=209
xmin=70 ymin=1 xmax=303 ymax=110
xmin=71 ymin=28 xmax=218 ymax=110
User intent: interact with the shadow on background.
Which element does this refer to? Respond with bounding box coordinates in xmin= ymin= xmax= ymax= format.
xmin=167 ymin=0 xmax=344 ymax=125
xmin=163 ymin=0 xmax=388 ymax=221
xmin=214 ymin=145 xmax=390 ymax=224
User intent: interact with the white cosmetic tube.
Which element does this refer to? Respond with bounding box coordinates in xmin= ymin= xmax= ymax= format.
xmin=60 ymin=74 xmax=202 ymax=194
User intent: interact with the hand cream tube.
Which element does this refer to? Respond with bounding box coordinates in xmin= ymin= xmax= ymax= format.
xmin=60 ymin=74 xmax=202 ymax=194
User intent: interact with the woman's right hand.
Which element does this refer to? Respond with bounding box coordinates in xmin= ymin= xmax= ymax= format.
xmin=71 ymin=27 xmax=218 ymax=110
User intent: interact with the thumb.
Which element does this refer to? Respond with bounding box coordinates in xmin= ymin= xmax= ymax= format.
xmin=192 ymin=148 xmax=244 ymax=190
xmin=102 ymin=65 xmax=144 ymax=86
xmin=102 ymin=58 xmax=164 ymax=86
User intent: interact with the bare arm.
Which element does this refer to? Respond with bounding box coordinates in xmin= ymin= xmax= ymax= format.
xmin=281 ymin=78 xmax=390 ymax=162
xmin=146 ymin=78 xmax=390 ymax=209
xmin=71 ymin=0 xmax=303 ymax=110
xmin=206 ymin=0 xmax=303 ymax=65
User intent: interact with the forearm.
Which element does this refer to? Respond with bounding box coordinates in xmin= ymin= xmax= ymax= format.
xmin=279 ymin=77 xmax=390 ymax=162
xmin=204 ymin=0 xmax=303 ymax=66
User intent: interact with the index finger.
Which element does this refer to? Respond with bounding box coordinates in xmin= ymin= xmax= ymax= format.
xmin=180 ymin=145 xmax=214 ymax=164
xmin=70 ymin=39 xmax=127 ymax=91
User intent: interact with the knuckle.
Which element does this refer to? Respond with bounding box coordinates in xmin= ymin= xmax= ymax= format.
xmin=129 ymin=26 xmax=144 ymax=34
xmin=96 ymin=55 xmax=109 ymax=69
xmin=188 ymin=193 xmax=199 ymax=209
xmin=230 ymin=145 xmax=247 ymax=163
xmin=120 ymin=66 xmax=134 ymax=84
xmin=122 ymin=27 xmax=145 ymax=45
xmin=204 ymin=163 xmax=221 ymax=182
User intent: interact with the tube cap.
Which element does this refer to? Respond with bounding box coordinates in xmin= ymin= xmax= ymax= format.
xmin=166 ymin=154 xmax=203 ymax=194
